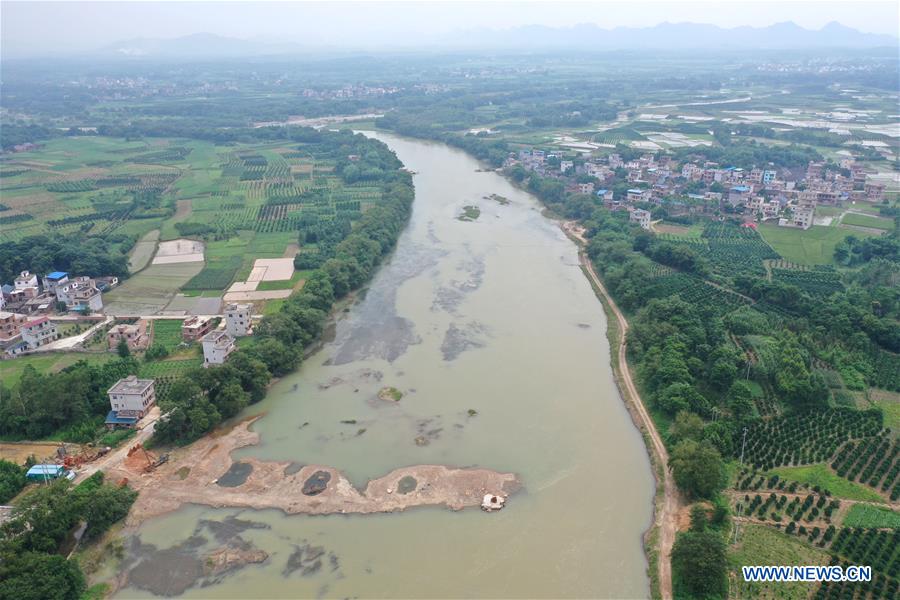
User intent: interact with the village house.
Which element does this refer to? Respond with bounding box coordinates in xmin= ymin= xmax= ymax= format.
xmin=14 ymin=271 xmax=39 ymax=292
xmin=806 ymin=161 xmax=825 ymax=181
xmin=626 ymin=188 xmax=651 ymax=203
xmin=224 ymin=303 xmax=252 ymax=336
xmin=106 ymin=375 xmax=156 ymax=428
xmin=182 ymin=316 xmax=214 ymax=342
xmin=43 ymin=271 xmax=69 ymax=295
xmin=865 ymin=182 xmax=885 ymax=203
xmin=595 ymin=189 xmax=614 ymax=202
xmin=13 ymin=271 xmax=40 ymax=300
xmin=0 ymin=311 xmax=27 ymax=356
xmin=779 ymin=203 xmax=815 ymax=230
xmin=201 ymin=329 xmax=236 ymax=367
xmin=107 ymin=320 xmax=150 ymax=351
xmin=577 ymin=182 xmax=594 ymax=195
xmin=56 ymin=277 xmax=103 ymax=312
xmin=629 ymin=208 xmax=652 ymax=230
xmin=20 ymin=316 xmax=59 ymax=350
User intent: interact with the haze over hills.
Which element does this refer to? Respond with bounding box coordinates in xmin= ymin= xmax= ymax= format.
xmin=98 ymin=21 xmax=897 ymax=58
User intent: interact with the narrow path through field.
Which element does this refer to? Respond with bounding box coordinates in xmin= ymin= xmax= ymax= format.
xmin=562 ymin=221 xmax=680 ymax=600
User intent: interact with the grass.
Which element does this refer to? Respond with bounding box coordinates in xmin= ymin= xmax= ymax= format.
xmin=256 ymin=271 xmax=305 ymax=291
xmin=768 ymin=463 xmax=885 ymax=502
xmin=728 ymin=523 xmax=829 ymax=600
xmin=150 ymin=319 xmax=185 ymax=351
xmin=103 ymin=262 xmax=204 ymax=315
xmin=842 ymin=504 xmax=900 ymax=528
xmin=458 ymin=205 xmax=481 ymax=221
xmin=758 ymin=223 xmax=877 ymax=266
xmin=841 ymin=212 xmax=894 ymax=230
xmin=378 ymin=386 xmax=403 ymax=402
xmin=138 ymin=358 xmax=201 ymax=378
xmin=0 ymin=353 xmax=115 ymax=388
xmin=867 ymin=389 xmax=900 ymax=431
xmin=262 ymin=298 xmax=286 ymax=316
xmin=128 ymin=229 xmax=160 ymax=273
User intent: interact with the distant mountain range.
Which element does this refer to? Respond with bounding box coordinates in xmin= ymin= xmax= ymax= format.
xmin=102 ymin=21 xmax=897 ymax=58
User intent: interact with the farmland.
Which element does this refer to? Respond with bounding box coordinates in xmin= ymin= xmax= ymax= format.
xmin=841 ymin=212 xmax=895 ymax=231
xmin=2 ymin=133 xmax=395 ymax=313
xmin=842 ymin=504 xmax=900 ymax=529
xmin=758 ymin=223 xmax=881 ymax=266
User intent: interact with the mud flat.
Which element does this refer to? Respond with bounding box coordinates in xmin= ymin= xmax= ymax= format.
xmin=110 ymin=417 xmax=518 ymax=526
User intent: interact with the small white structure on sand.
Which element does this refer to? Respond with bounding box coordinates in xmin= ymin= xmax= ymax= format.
xmin=481 ymin=493 xmax=506 ymax=512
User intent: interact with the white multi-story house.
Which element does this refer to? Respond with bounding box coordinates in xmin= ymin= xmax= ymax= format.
xmin=14 ymin=271 xmax=38 ymax=291
xmin=106 ymin=376 xmax=156 ymax=428
xmin=791 ymin=205 xmax=815 ymax=230
xmin=201 ymin=330 xmax=236 ymax=367
xmin=629 ymin=208 xmax=652 ymax=230
xmin=224 ymin=303 xmax=252 ymax=337
xmin=20 ymin=316 xmax=59 ymax=350
xmin=56 ymin=277 xmax=103 ymax=312
xmin=43 ymin=272 xmax=69 ymax=295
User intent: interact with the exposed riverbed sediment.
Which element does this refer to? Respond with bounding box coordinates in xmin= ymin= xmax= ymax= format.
xmin=111 ymin=417 xmax=519 ymax=525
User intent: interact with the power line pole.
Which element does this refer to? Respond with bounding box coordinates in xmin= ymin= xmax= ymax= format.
xmin=733 ymin=427 xmax=749 ymax=545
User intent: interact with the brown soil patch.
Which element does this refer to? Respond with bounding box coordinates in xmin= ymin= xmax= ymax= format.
xmin=0 ymin=442 xmax=80 ymax=466
xmin=109 ymin=417 xmax=519 ymax=526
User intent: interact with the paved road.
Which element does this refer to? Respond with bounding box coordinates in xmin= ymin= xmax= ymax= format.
xmin=37 ymin=316 xmax=113 ymax=352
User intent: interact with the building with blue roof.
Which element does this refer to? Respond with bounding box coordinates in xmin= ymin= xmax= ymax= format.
xmin=43 ymin=271 xmax=69 ymax=296
xmin=26 ymin=464 xmax=73 ymax=482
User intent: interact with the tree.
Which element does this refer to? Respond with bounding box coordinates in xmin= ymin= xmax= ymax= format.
xmin=116 ymin=339 xmax=131 ymax=358
xmin=0 ymin=459 xmax=26 ymax=503
xmin=0 ymin=551 xmax=86 ymax=600
xmin=727 ymin=381 xmax=755 ymax=422
xmin=144 ymin=344 xmax=169 ymax=360
xmin=671 ymin=531 xmax=728 ymax=599
xmin=690 ymin=504 xmax=708 ymax=532
xmin=669 ymin=411 xmax=705 ymax=445
xmin=669 ymin=439 xmax=727 ymax=500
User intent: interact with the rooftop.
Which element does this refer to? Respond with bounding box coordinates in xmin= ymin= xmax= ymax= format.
xmin=45 ymin=271 xmax=68 ymax=281
xmin=108 ymin=375 xmax=154 ymax=396
xmin=105 ymin=410 xmax=139 ymax=426
xmin=202 ymin=329 xmax=234 ymax=346
xmin=26 ymin=464 xmax=64 ymax=477
xmin=23 ymin=316 xmax=50 ymax=328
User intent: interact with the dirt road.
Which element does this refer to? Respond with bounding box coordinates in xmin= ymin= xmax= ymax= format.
xmin=562 ymin=221 xmax=679 ymax=600
xmin=75 ymin=406 xmax=161 ymax=483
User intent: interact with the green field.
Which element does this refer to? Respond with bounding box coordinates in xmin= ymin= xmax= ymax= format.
xmin=150 ymin=319 xmax=186 ymax=351
xmin=842 ymin=504 xmax=900 ymax=528
xmin=841 ymin=212 xmax=894 ymax=230
xmin=769 ymin=463 xmax=885 ymax=502
xmin=128 ymin=229 xmax=160 ymax=273
xmin=103 ymin=263 xmax=204 ymax=315
xmin=867 ymin=389 xmax=900 ymax=431
xmin=728 ymin=523 xmax=828 ymax=600
xmin=759 ymin=223 xmax=878 ymax=266
xmin=0 ymin=353 xmax=115 ymax=388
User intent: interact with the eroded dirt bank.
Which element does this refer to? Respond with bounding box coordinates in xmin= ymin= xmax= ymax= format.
xmin=108 ymin=417 xmax=519 ymax=526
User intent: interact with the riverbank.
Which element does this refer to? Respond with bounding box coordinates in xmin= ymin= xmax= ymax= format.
xmin=557 ymin=223 xmax=680 ymax=600
xmin=107 ymin=416 xmax=519 ymax=525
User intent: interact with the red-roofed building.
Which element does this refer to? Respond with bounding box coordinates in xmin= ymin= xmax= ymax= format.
xmin=21 ymin=316 xmax=59 ymax=350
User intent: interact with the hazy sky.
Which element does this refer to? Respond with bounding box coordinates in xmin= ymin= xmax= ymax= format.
xmin=2 ymin=1 xmax=898 ymax=57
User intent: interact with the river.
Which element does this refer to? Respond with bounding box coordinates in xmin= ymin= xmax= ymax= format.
xmin=113 ymin=133 xmax=655 ymax=599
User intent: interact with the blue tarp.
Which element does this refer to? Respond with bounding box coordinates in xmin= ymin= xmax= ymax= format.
xmin=45 ymin=271 xmax=68 ymax=281
xmin=105 ymin=410 xmax=138 ymax=426
xmin=26 ymin=464 xmax=64 ymax=478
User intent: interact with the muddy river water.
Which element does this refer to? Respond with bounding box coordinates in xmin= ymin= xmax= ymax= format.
xmin=114 ymin=133 xmax=655 ymax=598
